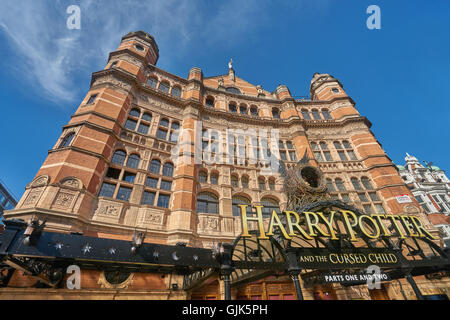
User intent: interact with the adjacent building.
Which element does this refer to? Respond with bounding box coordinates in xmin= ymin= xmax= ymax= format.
xmin=1 ymin=31 xmax=448 ymax=300
xmin=397 ymin=153 xmax=450 ymax=247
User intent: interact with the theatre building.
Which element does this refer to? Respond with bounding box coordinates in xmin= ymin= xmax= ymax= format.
xmin=0 ymin=31 xmax=449 ymax=300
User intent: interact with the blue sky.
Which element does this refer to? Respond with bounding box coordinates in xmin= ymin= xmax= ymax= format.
xmin=0 ymin=0 xmax=449 ymax=200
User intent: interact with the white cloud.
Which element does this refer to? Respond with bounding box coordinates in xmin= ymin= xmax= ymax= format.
xmin=0 ymin=0 xmax=275 ymax=104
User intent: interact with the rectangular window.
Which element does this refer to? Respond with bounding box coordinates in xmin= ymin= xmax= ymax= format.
xmin=314 ymin=152 xmax=323 ymax=162
xmin=99 ymin=182 xmax=116 ymax=198
xmin=157 ymin=194 xmax=170 ymax=208
xmin=363 ymin=204 xmax=373 ymax=214
xmin=374 ymin=204 xmax=385 ymax=214
xmin=141 ymin=191 xmax=156 ymax=205
xmin=368 ymin=192 xmax=379 ymax=201
xmin=341 ymin=193 xmax=350 ymax=203
xmin=323 ymin=151 xmax=333 ymax=162
xmin=358 ymin=193 xmax=369 ymax=202
xmin=106 ymin=167 xmax=121 ymax=180
xmin=86 ymin=94 xmax=97 ymax=105
xmin=146 ymin=177 xmax=159 ymax=188
xmin=347 ymin=151 xmax=357 ymax=161
xmin=116 ymin=186 xmax=132 ymax=202
xmin=338 ymin=151 xmax=348 ymax=161
xmin=159 ymin=83 xmax=170 ymax=93
xmin=137 ymin=123 xmax=149 ymax=134
xmin=125 ymin=119 xmax=137 ymax=131
xmin=160 ymin=180 xmax=172 ymax=191
xmin=286 ymin=141 xmax=294 ymax=149
xmin=122 ymin=172 xmax=136 ymax=184
xmin=280 ymin=151 xmax=287 ymax=161
xmin=289 ymin=151 xmax=297 ymax=161
xmin=157 ymin=128 xmax=168 ymax=140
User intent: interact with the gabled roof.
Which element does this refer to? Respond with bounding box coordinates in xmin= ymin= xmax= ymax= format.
xmin=203 ymin=72 xmax=273 ymax=98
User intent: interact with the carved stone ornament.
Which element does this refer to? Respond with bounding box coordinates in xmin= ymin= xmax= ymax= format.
xmin=31 ymin=175 xmax=49 ymax=187
xmin=96 ymin=201 xmax=122 ymax=217
xmin=60 ymin=177 xmax=81 ymax=189
xmin=53 ymin=192 xmax=75 ymax=209
xmin=23 ymin=189 xmax=43 ymax=206
xmin=143 ymin=211 xmax=163 ymax=225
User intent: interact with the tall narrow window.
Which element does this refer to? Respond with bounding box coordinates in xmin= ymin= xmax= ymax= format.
xmin=258 ymin=177 xmax=266 ymax=190
xmin=111 ymin=150 xmax=126 ymax=165
xmin=199 ymin=171 xmax=208 ymax=183
xmin=250 ymin=107 xmax=258 ymax=116
xmin=158 ymin=82 xmax=170 ymax=93
xmin=171 ymin=86 xmax=182 ymax=98
xmin=326 ymin=179 xmax=335 ymax=192
xmin=351 ymin=178 xmax=362 ymax=190
xmin=361 ymin=177 xmax=373 ymax=190
xmin=210 ymin=172 xmax=219 ymax=185
xmin=59 ymin=133 xmax=75 ymax=148
xmin=197 ymin=192 xmax=219 ymax=214
xmin=126 ymin=154 xmax=140 ymax=169
xmin=301 ymin=109 xmax=311 ymax=120
xmin=149 ymin=159 xmax=161 ymax=174
xmin=239 ymin=105 xmax=247 ymax=115
xmin=272 ymin=108 xmax=280 ymax=119
xmin=231 ymin=175 xmax=239 ymax=187
xmin=311 ymin=109 xmax=321 ymax=120
xmin=206 ymin=97 xmax=215 ymax=108
xmin=162 ymin=162 xmax=174 ymax=177
xmin=86 ymin=94 xmax=97 ymax=105
xmin=335 ymin=178 xmax=346 ymax=191
xmin=241 ymin=176 xmax=249 ymax=188
xmin=321 ymin=109 xmax=332 ymax=120
xmin=229 ymin=103 xmax=237 ymax=113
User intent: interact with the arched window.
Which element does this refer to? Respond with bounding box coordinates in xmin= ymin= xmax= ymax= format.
xmin=206 ymin=97 xmax=215 ymax=108
xmin=335 ymin=178 xmax=346 ymax=191
xmin=111 ymin=150 xmax=126 ymax=165
xmin=229 ymin=103 xmax=237 ymax=113
xmin=158 ymin=82 xmax=170 ymax=93
xmin=232 ymin=196 xmax=251 ymax=216
xmin=239 ymin=105 xmax=247 ymax=115
xmin=197 ymin=192 xmax=219 ymax=214
xmin=351 ymin=177 xmax=362 ymax=190
xmin=126 ymin=154 xmax=140 ymax=169
xmin=301 ymin=109 xmax=311 ymax=120
xmin=162 ymin=162 xmax=174 ymax=177
xmin=159 ymin=118 xmax=169 ymax=127
xmin=261 ymin=197 xmax=279 ymax=217
xmin=311 ymin=109 xmax=321 ymax=120
xmin=258 ymin=177 xmax=266 ymax=190
xmin=333 ymin=141 xmax=343 ymax=150
xmin=226 ymin=87 xmax=241 ymax=94
xmin=231 ymin=175 xmax=239 ymax=187
xmin=326 ymin=178 xmax=336 ymax=192
xmin=210 ymin=172 xmax=219 ymax=185
xmin=272 ymin=108 xmax=280 ymax=119
xmin=171 ymin=86 xmax=182 ymax=98
xmin=361 ymin=177 xmax=373 ymax=190
xmin=250 ymin=106 xmax=258 ymax=116
xmin=147 ymin=77 xmax=158 ymax=88
xmin=149 ymin=159 xmax=161 ymax=174
xmin=322 ymin=109 xmax=332 ymax=120
xmin=199 ymin=170 xmax=208 ymax=183
xmin=268 ymin=178 xmax=276 ymax=190
xmin=129 ymin=108 xmax=140 ymax=118
xmin=59 ymin=133 xmax=75 ymax=148
xmin=241 ymin=176 xmax=249 ymax=188
xmin=142 ymin=113 xmax=152 ymax=122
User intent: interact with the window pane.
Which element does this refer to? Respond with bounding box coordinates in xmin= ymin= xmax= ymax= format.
xmin=258 ymin=178 xmax=266 ymax=190
xmin=87 ymin=94 xmax=97 ymax=104
xmin=250 ymin=107 xmax=258 ymax=116
xmin=157 ymin=128 xmax=168 ymax=140
xmin=149 ymin=160 xmax=161 ymax=174
xmin=358 ymin=193 xmax=369 ymax=202
xmin=269 ymin=180 xmax=275 ymax=190
xmin=311 ymin=110 xmax=321 ymax=120
xmin=125 ymin=119 xmax=137 ymax=130
xmin=129 ymin=109 xmax=140 ymax=118
xmin=159 ymin=82 xmax=170 ymax=93
xmin=157 ymin=194 xmax=170 ymax=208
xmin=142 ymin=113 xmax=152 ymax=121
xmin=226 ymin=87 xmax=241 ymax=94
xmin=112 ymin=150 xmax=126 ymax=165
xmin=231 ymin=176 xmax=238 ymax=187
xmin=272 ymin=109 xmax=280 ymax=119
xmin=199 ymin=172 xmax=207 ymax=183
xmin=99 ymin=182 xmax=115 ymax=198
xmin=141 ymin=191 xmax=156 ymax=205
xmin=261 ymin=198 xmax=279 ymax=217
xmin=375 ymin=204 xmax=385 ymax=214
xmin=138 ymin=123 xmax=149 ymax=134
xmin=232 ymin=196 xmax=251 ymax=216
xmin=146 ymin=177 xmax=158 ymax=188
xmin=122 ymin=172 xmax=136 ymax=183
xmin=311 ymin=142 xmax=318 ymax=151
xmin=351 ymin=178 xmax=362 ymax=190
xmin=241 ymin=177 xmax=249 ymax=188
xmin=289 ymin=151 xmax=297 ymax=161
xmin=160 ymin=180 xmax=172 ymax=191
xmin=159 ymin=118 xmax=169 ymax=127
xmin=59 ymin=133 xmax=75 ymax=148
xmin=206 ymin=98 xmax=214 ymax=107
xmin=322 ymin=110 xmax=332 ymax=120
xmin=363 ymin=204 xmax=373 ymax=214
xmin=323 ymin=151 xmax=333 ymax=161
xmin=197 ymin=192 xmax=219 ymax=214
xmin=343 ymin=141 xmax=352 ymax=149
xmin=240 ymin=106 xmax=247 ymax=114
xmin=341 ymin=193 xmax=350 ymax=203
xmin=106 ymin=166 xmax=121 ymax=179
xmin=147 ymin=78 xmax=158 ymax=88
xmin=314 ymin=152 xmax=323 ymax=162
xmin=116 ymin=186 xmax=132 ymax=201
xmin=229 ymin=104 xmax=237 ymax=112
xmin=326 ymin=179 xmax=335 ymax=192
xmin=163 ymin=163 xmax=174 ymax=177
xmin=126 ymin=154 xmax=140 ymax=169
xmin=280 ymin=151 xmax=287 ymax=161
xmin=301 ymin=110 xmax=311 ymax=120
xmin=338 ymin=151 xmax=348 ymax=161
xmin=361 ymin=177 xmax=373 ymax=190
xmin=335 ymin=179 xmax=346 ymax=191
xmin=334 ymin=141 xmax=343 ymax=150
xmin=171 ymin=87 xmax=182 ymax=97
xmin=347 ymin=151 xmax=357 ymax=161
xmin=286 ymin=141 xmax=294 ymax=149
xmin=210 ymin=174 xmax=218 ymax=185
xmin=319 ymin=142 xmax=328 ymax=150
xmin=369 ymin=192 xmax=379 ymax=201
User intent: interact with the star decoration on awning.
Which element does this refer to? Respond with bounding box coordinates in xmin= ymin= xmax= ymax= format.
xmin=108 ymin=247 xmax=116 ymax=255
xmin=82 ymin=243 xmax=92 ymax=254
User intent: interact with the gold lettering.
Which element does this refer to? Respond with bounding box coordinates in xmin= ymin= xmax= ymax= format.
xmin=371 ymin=214 xmax=391 ymax=237
xmin=240 ymin=205 xmax=269 ymax=239
xmin=409 ymin=216 xmax=438 ymax=240
xmin=284 ymin=211 xmax=313 ymax=240
xmin=267 ymin=210 xmax=291 ymax=239
xmin=399 ymin=215 xmax=419 ymax=237
xmin=340 ymin=210 xmax=359 ymax=241
xmin=359 ymin=215 xmax=381 ymax=239
xmin=303 ymin=212 xmax=330 ymax=237
xmin=316 ymin=211 xmax=338 ymax=240
xmin=384 ymin=215 xmax=407 ymax=239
